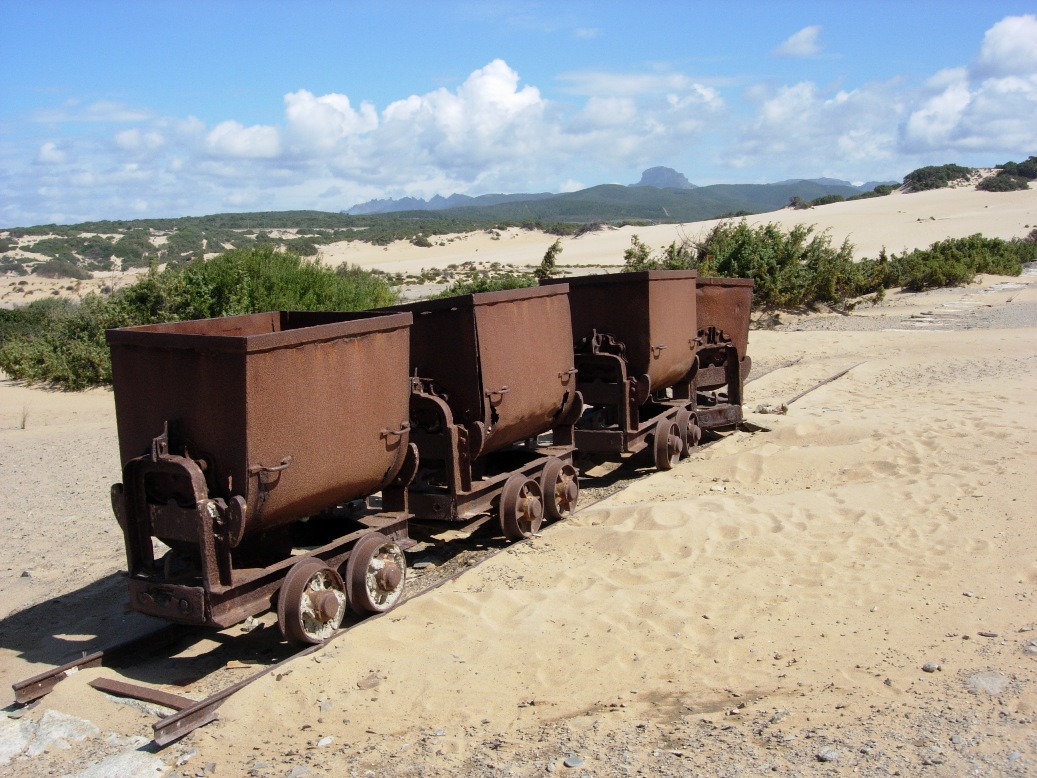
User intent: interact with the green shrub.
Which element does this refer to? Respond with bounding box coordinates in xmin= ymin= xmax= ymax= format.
xmin=903 ymin=164 xmax=974 ymax=191
xmin=0 ymin=246 xmax=398 ymax=389
xmin=810 ymin=194 xmax=845 ymax=207
xmin=691 ymin=220 xmax=864 ymax=309
xmin=874 ymin=234 xmax=1037 ymax=291
xmin=433 ymin=273 xmax=537 ymax=298
xmin=996 ymin=156 xmax=1037 ymax=179
xmin=31 ymin=258 xmax=91 ymax=280
xmin=978 ymin=174 xmax=1030 ymax=192
xmin=846 ymin=184 xmax=897 ymax=201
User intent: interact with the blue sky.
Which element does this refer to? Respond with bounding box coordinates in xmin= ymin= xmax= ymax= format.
xmin=2 ymin=1 xmax=1035 ymax=226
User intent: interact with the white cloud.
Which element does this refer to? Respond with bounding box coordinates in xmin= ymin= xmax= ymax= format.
xmin=204 ymin=121 xmax=281 ymax=158
xmin=558 ymin=69 xmax=699 ymax=97
xmin=284 ymin=89 xmax=378 ymax=152
xmin=114 ymin=128 xmax=166 ymax=155
xmin=972 ymin=14 xmax=1037 ymax=79
xmin=35 ymin=142 xmax=67 ymax=164
xmin=734 ymin=80 xmax=901 ymax=177
xmin=900 ymin=15 xmax=1037 ymax=155
xmin=774 ymin=25 xmax=822 ymax=58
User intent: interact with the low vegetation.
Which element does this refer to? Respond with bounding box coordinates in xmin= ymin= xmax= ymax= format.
xmin=0 ymin=247 xmax=397 ymax=389
xmin=623 ymin=220 xmax=1037 ymax=309
xmin=903 ymin=164 xmax=975 ymax=192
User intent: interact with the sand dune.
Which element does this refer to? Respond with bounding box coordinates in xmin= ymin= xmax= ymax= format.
xmin=317 ymin=186 xmax=1037 ymax=277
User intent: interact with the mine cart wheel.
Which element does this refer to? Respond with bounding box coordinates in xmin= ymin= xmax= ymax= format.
xmin=499 ymin=474 xmax=545 ymax=540
xmin=346 ymin=532 xmax=407 ymax=615
xmin=675 ymin=409 xmax=701 ymax=458
xmin=541 ymin=458 xmax=580 ymax=521
xmin=277 ymin=557 xmax=347 ymax=645
xmin=653 ymin=417 xmax=682 ymax=471
xmin=675 ymin=409 xmax=694 ymax=459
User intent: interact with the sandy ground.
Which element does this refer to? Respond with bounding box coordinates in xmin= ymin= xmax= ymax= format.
xmin=1 ymin=188 xmax=1036 ymax=777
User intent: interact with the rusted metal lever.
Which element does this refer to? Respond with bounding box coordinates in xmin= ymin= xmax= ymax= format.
xmin=247 ymin=457 xmax=292 ymax=476
xmin=380 ymin=422 xmax=411 ymax=438
xmin=485 ymin=386 xmax=511 ymax=401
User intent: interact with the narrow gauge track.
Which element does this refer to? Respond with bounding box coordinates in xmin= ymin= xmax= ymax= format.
xmin=10 ymin=359 xmax=851 ymax=748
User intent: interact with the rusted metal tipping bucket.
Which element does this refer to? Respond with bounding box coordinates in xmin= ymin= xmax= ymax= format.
xmin=106 ymin=311 xmax=414 ymax=629
xmin=540 ymin=270 xmax=699 ymax=470
xmin=695 ymin=276 xmax=754 ymax=389
xmin=544 ymin=270 xmax=699 ymax=399
xmin=384 ymin=285 xmax=581 ymax=532
xmin=692 ymin=277 xmax=754 ymax=431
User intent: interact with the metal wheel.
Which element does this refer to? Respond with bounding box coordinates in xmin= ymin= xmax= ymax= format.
xmin=675 ymin=409 xmax=693 ymax=459
xmin=540 ymin=458 xmax=579 ymax=520
xmin=499 ymin=474 xmax=545 ymax=540
xmin=277 ymin=557 xmax=347 ymax=645
xmin=653 ymin=417 xmax=682 ymax=471
xmin=346 ymin=532 xmax=407 ymax=615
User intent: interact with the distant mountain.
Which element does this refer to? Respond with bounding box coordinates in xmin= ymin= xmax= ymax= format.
xmin=347 ymin=169 xmax=895 ymax=219
xmin=630 ymin=166 xmax=696 ymax=189
xmin=389 ymin=180 xmax=870 ymax=225
xmin=346 ymin=191 xmax=553 ymax=215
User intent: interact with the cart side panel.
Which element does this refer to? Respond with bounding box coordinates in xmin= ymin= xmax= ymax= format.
xmin=696 ymin=278 xmax=753 ymax=359
xmin=647 ymin=274 xmax=699 ymax=390
xmin=474 ymin=288 xmax=576 ymax=452
xmin=244 ymin=325 xmax=412 ymax=524
xmin=109 ymin=341 xmax=248 ymax=491
xmin=406 ymin=304 xmax=483 ymax=427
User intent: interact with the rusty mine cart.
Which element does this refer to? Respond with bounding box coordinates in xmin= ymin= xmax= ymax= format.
xmin=386 ymin=285 xmax=583 ymax=540
xmin=542 ymin=270 xmax=702 ymax=471
xmin=107 ymin=311 xmax=417 ymax=645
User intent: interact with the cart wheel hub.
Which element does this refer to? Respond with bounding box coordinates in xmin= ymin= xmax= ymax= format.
xmin=562 ymin=481 xmax=579 ymax=502
xmin=312 ymin=590 xmax=342 ymax=622
xmin=525 ymin=497 xmax=543 ymax=522
xmin=376 ymin=562 xmax=403 ymax=591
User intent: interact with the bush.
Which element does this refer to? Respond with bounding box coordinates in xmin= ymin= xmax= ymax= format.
xmin=692 ymin=220 xmax=865 ymax=309
xmin=903 ymin=164 xmax=974 ymax=191
xmin=978 ymin=174 xmax=1030 ymax=192
xmin=0 ymin=246 xmax=398 ymax=389
xmin=810 ymin=194 xmax=845 ymax=207
xmin=31 ymin=258 xmax=91 ymax=280
xmin=996 ymin=156 xmax=1037 ymax=179
xmin=433 ymin=273 xmax=537 ymax=298
xmin=846 ymin=184 xmax=897 ymax=201
xmin=872 ymin=234 xmax=1037 ymax=291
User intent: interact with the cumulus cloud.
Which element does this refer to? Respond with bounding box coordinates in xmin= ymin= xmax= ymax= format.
xmin=774 ymin=25 xmax=822 ymax=57
xmin=900 ymin=15 xmax=1037 ymax=155
xmin=204 ymin=121 xmax=281 ymax=158
xmin=284 ymin=89 xmax=378 ymax=152
xmin=973 ymin=14 xmax=1037 ymax=78
xmin=734 ymin=80 xmax=901 ymax=178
